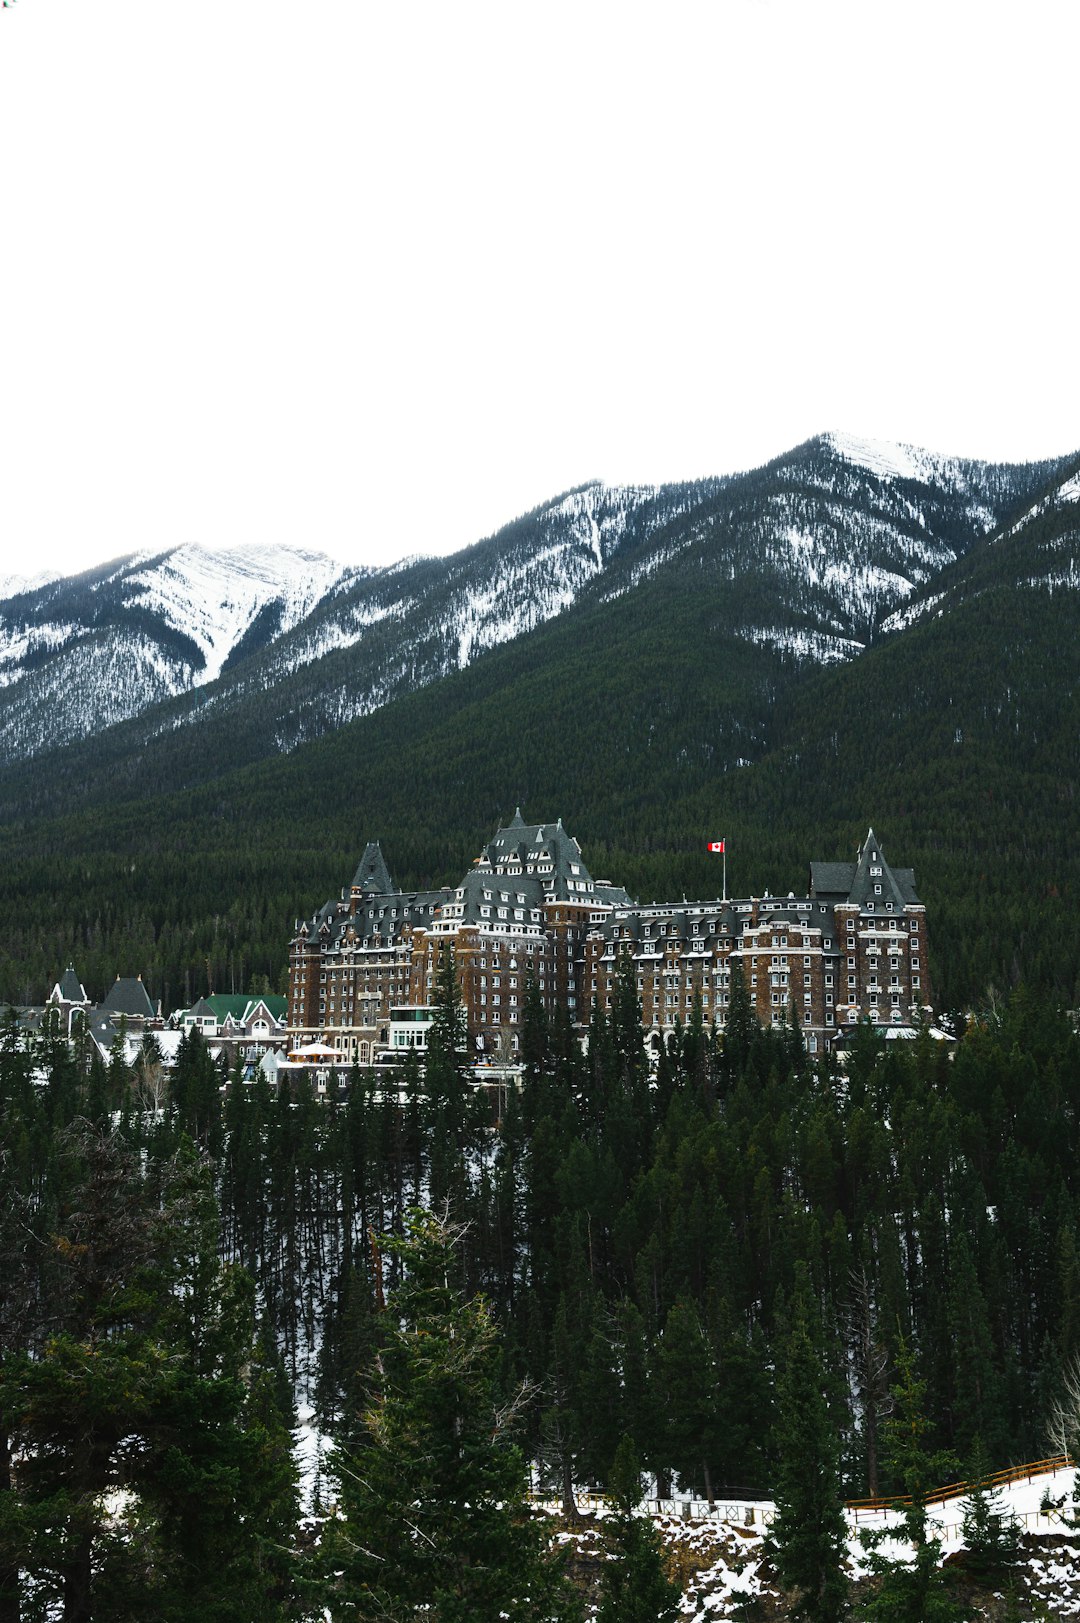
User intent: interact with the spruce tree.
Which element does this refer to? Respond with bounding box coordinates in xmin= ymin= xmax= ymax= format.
xmin=0 ymin=1126 xmax=303 ymax=1623
xmin=596 ymin=1433 xmax=680 ymax=1623
xmin=959 ymin=1438 xmax=1022 ymax=1582
xmin=860 ymin=1339 xmax=962 ymax=1623
xmin=327 ymin=1208 xmax=581 ymax=1622
xmin=767 ymin=1275 xmax=848 ymax=1623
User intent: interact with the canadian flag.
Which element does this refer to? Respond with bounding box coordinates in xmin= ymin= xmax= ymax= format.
xmin=707 ymin=840 xmax=725 ymax=853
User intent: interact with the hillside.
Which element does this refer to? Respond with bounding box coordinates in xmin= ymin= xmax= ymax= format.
xmin=0 ymin=433 xmax=1077 ymax=1012
xmin=0 ymin=433 xmax=1066 ymax=815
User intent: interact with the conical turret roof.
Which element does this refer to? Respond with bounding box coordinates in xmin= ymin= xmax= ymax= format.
xmin=351 ymin=842 xmax=394 ymax=895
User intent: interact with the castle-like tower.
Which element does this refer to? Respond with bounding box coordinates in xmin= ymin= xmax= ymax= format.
xmin=287 ymin=818 xmax=928 ymax=1063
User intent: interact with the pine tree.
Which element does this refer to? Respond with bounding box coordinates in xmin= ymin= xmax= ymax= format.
xmin=959 ymin=1438 xmax=1022 ymax=1582
xmin=860 ymin=1339 xmax=962 ymax=1623
xmin=327 ymin=1208 xmax=581 ymax=1622
xmin=0 ymin=1125 xmax=303 ymax=1623
xmin=768 ymin=1274 xmax=849 ymax=1623
xmin=596 ymin=1433 xmax=680 ymax=1623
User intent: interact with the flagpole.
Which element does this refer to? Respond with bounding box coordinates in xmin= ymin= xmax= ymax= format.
xmin=723 ymin=845 xmax=727 ymax=904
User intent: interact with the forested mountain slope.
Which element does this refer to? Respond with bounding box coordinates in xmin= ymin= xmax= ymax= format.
xmin=0 ymin=434 xmax=1068 ymax=824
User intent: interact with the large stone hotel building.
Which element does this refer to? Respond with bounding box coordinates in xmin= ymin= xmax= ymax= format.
xmin=287 ymin=814 xmax=929 ymax=1063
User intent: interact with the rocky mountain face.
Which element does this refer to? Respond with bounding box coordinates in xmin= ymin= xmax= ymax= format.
xmin=0 ymin=433 xmax=1073 ymax=775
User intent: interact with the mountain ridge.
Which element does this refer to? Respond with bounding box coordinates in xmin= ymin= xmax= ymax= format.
xmin=1 ymin=433 xmax=1072 ymax=787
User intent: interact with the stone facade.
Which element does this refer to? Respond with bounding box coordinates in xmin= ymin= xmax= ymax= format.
xmin=287 ymin=816 xmax=929 ymax=1061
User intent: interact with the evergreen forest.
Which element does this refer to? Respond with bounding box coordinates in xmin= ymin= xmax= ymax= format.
xmin=5 ymin=960 xmax=1080 ymax=1617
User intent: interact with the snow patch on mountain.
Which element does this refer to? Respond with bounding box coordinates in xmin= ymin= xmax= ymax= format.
xmin=284 ymin=598 xmax=414 ymax=668
xmin=989 ymin=467 xmax=1080 ymax=551
xmin=123 ymin=543 xmax=350 ymax=686
xmin=0 ymin=567 xmax=67 ymax=603
xmin=0 ymin=631 xmax=195 ymax=758
xmin=0 ymin=621 xmax=80 ymax=687
xmin=544 ymin=482 xmax=659 ymax=549
xmin=744 ymin=625 xmax=864 ymax=663
xmin=825 ymin=431 xmax=954 ymax=486
xmin=880 ymin=590 xmax=947 ymax=635
xmin=456 ymin=552 xmax=581 ymax=669
xmin=1025 ymin=565 xmax=1080 ymax=593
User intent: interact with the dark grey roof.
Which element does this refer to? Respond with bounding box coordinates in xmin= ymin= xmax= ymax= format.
xmin=453 ymin=867 xmax=546 ymax=925
xmin=891 ymin=867 xmax=921 ymax=904
xmin=88 ymin=1010 xmax=122 ymax=1045
xmin=810 ymin=831 xmax=921 ymax=908
xmin=102 ymin=976 xmax=156 ymax=1018
xmin=593 ymin=881 xmax=635 ymax=908
xmin=478 ymin=814 xmax=595 ymax=901
xmin=809 ymin=861 xmax=857 ymax=899
xmin=846 ymin=829 xmax=913 ymax=909
xmin=351 ymin=842 xmax=394 ymax=895
xmin=55 ymin=964 xmax=89 ymax=1004
xmin=343 ymin=888 xmax=451 ymax=945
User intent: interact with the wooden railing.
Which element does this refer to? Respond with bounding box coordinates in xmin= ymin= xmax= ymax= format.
xmin=845 ymin=1455 xmax=1074 ymax=1520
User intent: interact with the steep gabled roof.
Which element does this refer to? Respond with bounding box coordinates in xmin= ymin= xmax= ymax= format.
xmin=351 ymin=842 xmax=394 ymax=896
xmin=102 ymin=975 xmax=156 ymax=1019
xmin=479 ymin=813 xmax=595 ymax=901
xmin=847 ymin=828 xmax=915 ymax=908
xmin=52 ymin=964 xmax=89 ymax=1005
xmin=810 ymin=831 xmax=922 ymax=908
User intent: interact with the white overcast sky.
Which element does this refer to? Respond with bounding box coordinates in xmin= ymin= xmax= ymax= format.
xmin=1 ymin=1 xmax=1078 ymax=581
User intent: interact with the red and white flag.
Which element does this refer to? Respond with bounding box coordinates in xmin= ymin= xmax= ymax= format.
xmin=707 ymin=840 xmax=725 ymax=853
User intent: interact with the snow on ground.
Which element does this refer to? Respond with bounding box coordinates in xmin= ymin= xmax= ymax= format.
xmin=539 ymin=1465 xmax=1080 ymax=1618
xmin=995 ymin=468 xmax=1080 ymax=548
xmin=743 ymin=624 xmax=864 ymax=664
xmin=295 ymin=1402 xmax=326 ymax=1513
xmin=0 ymin=619 xmax=79 ymax=683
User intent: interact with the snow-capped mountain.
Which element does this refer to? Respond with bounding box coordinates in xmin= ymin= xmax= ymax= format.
xmin=0 ymin=543 xmax=353 ymax=759
xmin=0 ymin=434 xmax=1073 ymax=773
